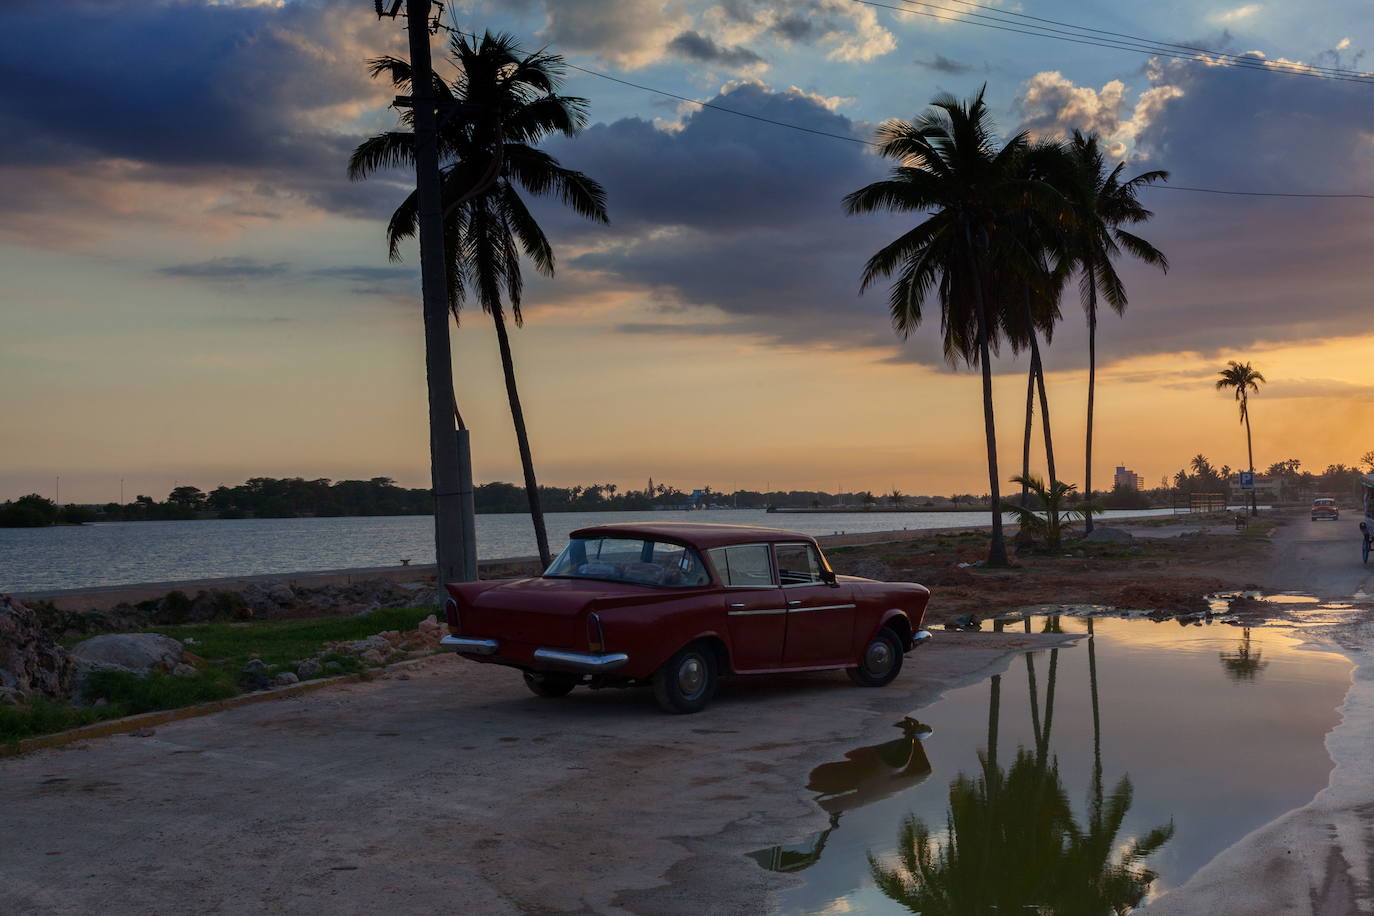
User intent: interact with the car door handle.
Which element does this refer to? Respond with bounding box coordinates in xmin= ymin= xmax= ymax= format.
xmin=788 ymin=600 xmax=802 ymax=607
xmin=729 ymin=602 xmax=747 ymax=609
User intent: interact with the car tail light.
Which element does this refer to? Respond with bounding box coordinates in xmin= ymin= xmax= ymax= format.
xmin=586 ymin=612 xmax=605 ymax=653
xmin=445 ymin=597 xmax=461 ymax=636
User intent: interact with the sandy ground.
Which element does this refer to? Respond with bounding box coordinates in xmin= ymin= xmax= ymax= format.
xmin=0 ymin=631 xmax=1074 ymax=915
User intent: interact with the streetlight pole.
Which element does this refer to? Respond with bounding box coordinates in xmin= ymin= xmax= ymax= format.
xmin=402 ymin=0 xmax=475 ymax=584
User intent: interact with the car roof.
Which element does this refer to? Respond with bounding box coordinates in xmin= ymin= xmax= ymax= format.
xmin=567 ymin=521 xmax=816 ymax=549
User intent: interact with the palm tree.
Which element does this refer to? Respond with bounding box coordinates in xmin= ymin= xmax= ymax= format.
xmin=1216 ymin=360 xmax=1266 ymax=517
xmin=1001 ymin=474 xmax=1101 ymax=551
xmin=1058 ymin=131 xmax=1169 ymax=533
xmin=846 ymin=88 xmax=1058 ymax=566
xmin=349 ymin=31 xmax=609 ymax=567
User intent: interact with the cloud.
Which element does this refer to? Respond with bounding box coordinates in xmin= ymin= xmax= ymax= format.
xmin=0 ymin=0 xmax=407 ymax=242
xmin=536 ymin=0 xmax=691 ymax=70
xmin=667 ymin=30 xmax=767 ymax=69
xmin=696 ymin=0 xmax=896 ymax=63
xmin=1211 ymin=4 xmax=1262 ymax=23
xmin=915 ymin=54 xmax=973 ymax=74
xmin=158 ymin=257 xmax=290 ymax=281
xmin=1016 ymin=71 xmax=1183 ymax=159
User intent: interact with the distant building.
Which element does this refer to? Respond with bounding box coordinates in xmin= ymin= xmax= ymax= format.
xmin=1114 ymin=466 xmax=1145 ymax=491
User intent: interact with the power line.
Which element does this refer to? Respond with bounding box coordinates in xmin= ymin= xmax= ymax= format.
xmin=931 ymin=0 xmax=1373 ymax=80
xmin=423 ymin=18 xmax=1374 ymax=200
xmin=852 ymin=0 xmax=1374 ymax=85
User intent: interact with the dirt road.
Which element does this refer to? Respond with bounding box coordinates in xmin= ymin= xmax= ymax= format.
xmin=0 ymin=632 xmax=1071 ymax=915
xmin=1261 ymin=514 xmax=1374 ymax=599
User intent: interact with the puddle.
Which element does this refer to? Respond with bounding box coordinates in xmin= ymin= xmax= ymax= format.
xmin=751 ymin=616 xmax=1352 ymax=914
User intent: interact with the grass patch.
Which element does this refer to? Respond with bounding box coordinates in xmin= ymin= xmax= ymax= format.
xmin=6 ymin=606 xmax=438 ymax=749
xmin=150 ymin=605 xmax=435 ymax=672
xmin=0 ymin=698 xmax=114 ymax=745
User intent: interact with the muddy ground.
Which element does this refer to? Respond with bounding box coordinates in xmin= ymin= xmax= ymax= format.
xmin=825 ymin=511 xmax=1282 ymax=624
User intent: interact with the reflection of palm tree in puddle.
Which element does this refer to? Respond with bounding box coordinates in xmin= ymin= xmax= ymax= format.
xmin=871 ymin=620 xmax=1174 ymax=914
xmin=1219 ymin=627 xmax=1269 ymax=682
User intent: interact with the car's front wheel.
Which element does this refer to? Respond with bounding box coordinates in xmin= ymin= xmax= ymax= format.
xmin=653 ymin=643 xmax=718 ymax=714
xmin=523 ymin=671 xmax=578 ymax=698
xmin=847 ymin=628 xmax=904 ymax=687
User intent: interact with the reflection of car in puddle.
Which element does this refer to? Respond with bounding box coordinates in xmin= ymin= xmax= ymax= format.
xmin=747 ymin=717 xmax=933 ymax=872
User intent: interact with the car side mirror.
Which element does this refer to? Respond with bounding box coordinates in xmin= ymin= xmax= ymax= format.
xmin=821 ymin=568 xmax=838 ymax=587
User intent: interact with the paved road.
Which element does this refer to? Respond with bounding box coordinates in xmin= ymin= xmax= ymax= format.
xmin=0 ymin=633 xmax=1069 ymax=916
xmin=1262 ymin=514 xmax=1374 ymax=600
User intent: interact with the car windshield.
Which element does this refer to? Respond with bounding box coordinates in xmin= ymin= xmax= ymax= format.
xmin=1315 ymin=499 xmax=1335 ymax=506
xmin=544 ymin=537 xmax=712 ymax=588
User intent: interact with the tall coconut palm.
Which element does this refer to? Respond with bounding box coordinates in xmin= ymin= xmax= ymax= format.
xmin=1216 ymin=360 xmax=1266 ymax=516
xmin=1059 ymin=131 xmax=1169 ymax=533
xmin=349 ymin=31 xmax=608 ymax=567
xmin=845 ymin=88 xmax=1057 ymax=566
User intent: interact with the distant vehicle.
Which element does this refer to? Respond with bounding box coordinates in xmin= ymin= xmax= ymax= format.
xmin=1312 ymin=498 xmax=1339 ymax=521
xmin=441 ymin=522 xmax=932 ymax=713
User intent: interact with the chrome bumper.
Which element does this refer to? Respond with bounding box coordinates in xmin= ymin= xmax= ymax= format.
xmin=909 ymin=630 xmax=932 ymax=650
xmin=440 ymin=635 xmax=498 ymax=655
xmin=532 ymin=648 xmax=630 ymax=673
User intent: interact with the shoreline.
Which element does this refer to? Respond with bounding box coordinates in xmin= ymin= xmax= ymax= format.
xmin=12 ymin=526 xmax=994 ymax=611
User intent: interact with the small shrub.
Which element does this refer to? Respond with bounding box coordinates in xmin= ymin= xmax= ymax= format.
xmin=81 ymin=669 xmax=237 ymax=715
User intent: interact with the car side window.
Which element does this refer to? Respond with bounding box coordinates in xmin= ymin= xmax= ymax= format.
xmin=709 ymin=545 xmax=774 ymax=587
xmin=776 ymin=543 xmax=823 ymax=586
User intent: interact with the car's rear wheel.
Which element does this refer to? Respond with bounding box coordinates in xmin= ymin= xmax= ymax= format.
xmin=653 ymin=643 xmax=718 ymax=714
xmin=847 ymin=628 xmax=904 ymax=688
xmin=523 ymin=671 xmax=578 ymax=698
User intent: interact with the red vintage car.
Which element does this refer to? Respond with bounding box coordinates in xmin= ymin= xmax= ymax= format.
xmin=441 ymin=522 xmax=932 ymax=713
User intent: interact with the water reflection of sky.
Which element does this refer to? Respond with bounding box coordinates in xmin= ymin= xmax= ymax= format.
xmin=760 ymin=616 xmax=1352 ymax=915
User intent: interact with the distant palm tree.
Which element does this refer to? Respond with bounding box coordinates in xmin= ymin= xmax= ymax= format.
xmin=846 ymin=88 xmax=1058 ymax=566
xmin=1059 ymin=131 xmax=1169 ymax=533
xmin=1216 ymin=360 xmax=1266 ymax=517
xmin=349 ymin=31 xmax=609 ymax=567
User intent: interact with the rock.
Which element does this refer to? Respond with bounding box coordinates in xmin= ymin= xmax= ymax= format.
xmin=0 ymin=687 xmax=22 ymax=706
xmin=0 ymin=593 xmax=78 ymax=701
xmin=242 ymin=658 xmax=269 ymax=673
xmin=272 ymin=672 xmax=299 ymax=687
xmin=267 ymin=583 xmax=295 ymax=606
xmin=70 ymin=633 xmax=183 ymax=676
xmin=171 ymin=663 xmax=198 ymax=678
xmin=360 ymin=648 xmax=389 ymax=666
xmin=324 ymin=661 xmax=343 ymax=672
xmin=297 ymin=659 xmax=323 ymax=679
xmin=1083 ymin=527 xmax=1134 ymax=543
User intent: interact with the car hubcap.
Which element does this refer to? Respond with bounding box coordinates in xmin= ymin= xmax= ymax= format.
xmin=678 ymin=655 xmax=705 ymax=697
xmin=866 ymin=640 xmax=893 ymax=675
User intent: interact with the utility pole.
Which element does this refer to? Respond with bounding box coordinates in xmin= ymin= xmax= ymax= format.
xmin=399 ymin=0 xmax=475 ymax=583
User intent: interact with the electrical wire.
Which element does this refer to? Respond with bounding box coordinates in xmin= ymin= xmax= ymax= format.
xmin=852 ymin=0 xmax=1374 ymax=85
xmin=418 ymin=15 xmax=1374 ymax=200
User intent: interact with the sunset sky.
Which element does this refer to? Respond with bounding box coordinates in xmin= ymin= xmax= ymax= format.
xmin=3 ymin=0 xmax=1373 ymax=504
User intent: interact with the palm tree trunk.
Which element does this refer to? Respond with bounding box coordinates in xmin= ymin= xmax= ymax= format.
xmin=1021 ymin=359 xmax=1035 ymax=507
xmin=1244 ymin=394 xmax=1257 ymax=516
xmin=1030 ymin=332 xmax=1056 ymax=485
xmin=1084 ymin=274 xmax=1098 ymax=534
xmin=491 ymin=307 xmax=552 ymax=567
xmin=965 ymin=223 xmax=1008 ymax=566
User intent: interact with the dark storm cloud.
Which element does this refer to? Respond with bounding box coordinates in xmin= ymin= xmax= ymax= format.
xmin=159 ymin=257 xmax=290 ymax=281
xmin=915 ymin=54 xmax=973 ymax=74
xmin=309 ymin=266 xmax=415 ymax=284
xmin=667 ymin=31 xmax=766 ymax=68
xmin=0 ymin=0 xmax=400 ymax=221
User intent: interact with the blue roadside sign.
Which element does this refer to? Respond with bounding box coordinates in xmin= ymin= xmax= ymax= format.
xmin=1239 ymin=471 xmax=1254 ymax=490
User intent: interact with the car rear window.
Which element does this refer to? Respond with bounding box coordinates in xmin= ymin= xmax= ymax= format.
xmin=545 ymin=538 xmax=710 ymax=588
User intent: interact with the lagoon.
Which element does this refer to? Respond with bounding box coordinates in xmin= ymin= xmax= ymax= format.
xmin=2 ymin=507 xmax=1189 ymax=593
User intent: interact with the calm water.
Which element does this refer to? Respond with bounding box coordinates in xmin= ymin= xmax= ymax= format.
xmin=1 ymin=508 xmax=1186 ymax=593
xmin=753 ymin=615 xmax=1352 ymax=914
